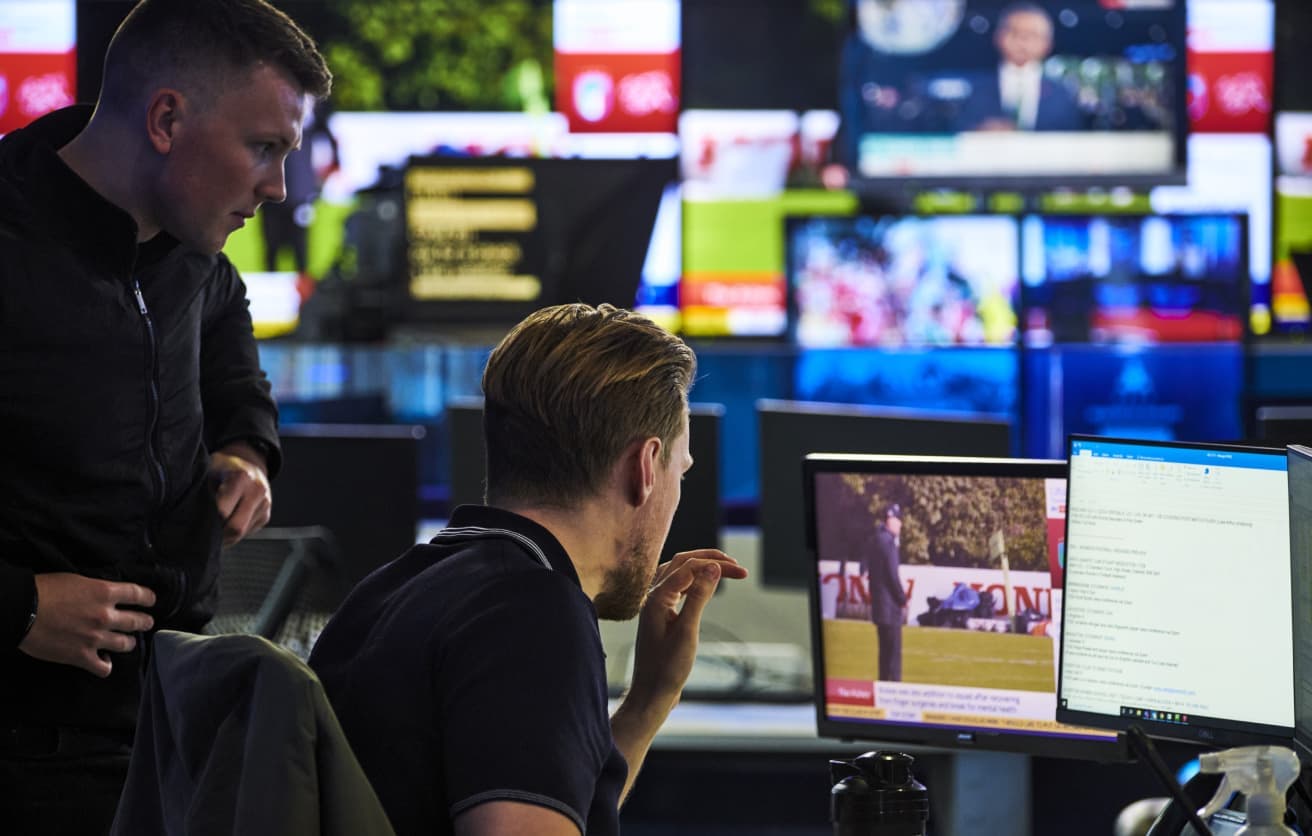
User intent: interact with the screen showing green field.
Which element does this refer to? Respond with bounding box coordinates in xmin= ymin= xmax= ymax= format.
xmin=812 ymin=468 xmax=1116 ymax=746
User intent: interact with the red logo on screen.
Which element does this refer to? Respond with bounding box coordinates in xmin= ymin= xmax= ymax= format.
xmin=826 ymin=678 xmax=875 ymax=707
xmin=1187 ymin=52 xmax=1272 ymax=133
xmin=0 ymin=50 xmax=75 ymax=135
xmin=555 ymin=51 xmax=680 ymax=133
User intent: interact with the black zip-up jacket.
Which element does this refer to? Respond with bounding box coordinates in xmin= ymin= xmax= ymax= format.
xmin=0 ymin=105 xmax=283 ymax=732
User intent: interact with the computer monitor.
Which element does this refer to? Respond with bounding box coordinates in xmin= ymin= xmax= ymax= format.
xmin=269 ymin=424 xmax=426 ymax=591
xmin=758 ymin=399 xmax=1012 ymax=589
xmin=447 ymin=398 xmax=723 ymax=563
xmin=1289 ymin=445 xmax=1312 ymax=762
xmin=1257 ymin=406 xmax=1312 ymax=447
xmin=805 ymin=453 xmax=1124 ymax=759
xmin=1057 ymin=436 xmax=1294 ymax=748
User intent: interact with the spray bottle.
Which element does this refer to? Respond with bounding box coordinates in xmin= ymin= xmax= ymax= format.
xmin=1196 ymin=745 xmax=1301 ymax=836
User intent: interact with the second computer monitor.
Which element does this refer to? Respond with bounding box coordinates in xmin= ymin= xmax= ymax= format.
xmin=758 ymin=399 xmax=1012 ymax=588
xmin=1057 ymin=436 xmax=1293 ymax=748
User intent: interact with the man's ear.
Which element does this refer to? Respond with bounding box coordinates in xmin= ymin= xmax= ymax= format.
xmin=624 ymin=436 xmax=662 ymax=508
xmin=145 ymin=89 xmax=186 ymax=155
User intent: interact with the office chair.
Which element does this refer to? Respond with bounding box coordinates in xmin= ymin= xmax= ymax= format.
xmin=207 ymin=526 xmax=346 ymax=660
xmin=111 ymin=631 xmax=395 ymax=836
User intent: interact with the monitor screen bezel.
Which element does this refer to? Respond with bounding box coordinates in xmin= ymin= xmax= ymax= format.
xmin=1056 ymin=434 xmax=1295 ymax=749
xmin=1286 ymin=443 xmax=1312 ymax=763
xmin=804 ymin=452 xmax=1129 ymax=761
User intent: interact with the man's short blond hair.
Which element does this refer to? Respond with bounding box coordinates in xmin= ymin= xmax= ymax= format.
xmin=481 ymin=304 xmax=696 ymax=508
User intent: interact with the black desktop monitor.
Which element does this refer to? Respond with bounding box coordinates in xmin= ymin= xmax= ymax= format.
xmin=1057 ymin=436 xmax=1294 ymax=748
xmin=269 ymin=424 xmax=426 ymax=591
xmin=804 ymin=453 xmax=1124 ymax=759
xmin=1257 ymin=406 xmax=1312 ymax=448
xmin=447 ymin=398 xmax=723 ymax=563
xmin=839 ymin=0 xmax=1188 ymax=189
xmin=1289 ymin=445 xmax=1312 ymax=762
xmin=758 ymin=399 xmax=1012 ymax=589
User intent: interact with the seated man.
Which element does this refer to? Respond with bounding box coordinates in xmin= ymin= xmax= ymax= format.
xmin=309 ymin=303 xmax=746 ymax=836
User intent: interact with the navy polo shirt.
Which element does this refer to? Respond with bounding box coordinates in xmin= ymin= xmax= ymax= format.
xmin=309 ymin=506 xmax=626 ymax=836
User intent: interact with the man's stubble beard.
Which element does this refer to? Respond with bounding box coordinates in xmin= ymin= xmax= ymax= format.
xmin=593 ymin=534 xmax=659 ymax=621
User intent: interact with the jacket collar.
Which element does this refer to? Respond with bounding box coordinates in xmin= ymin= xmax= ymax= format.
xmin=0 ymin=105 xmax=178 ymax=278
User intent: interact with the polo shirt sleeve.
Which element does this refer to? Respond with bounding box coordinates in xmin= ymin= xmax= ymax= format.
xmin=435 ymin=569 xmax=621 ymax=830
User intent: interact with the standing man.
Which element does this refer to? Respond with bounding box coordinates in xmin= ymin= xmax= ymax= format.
xmin=865 ymin=503 xmax=906 ymax=682
xmin=0 ymin=1 xmax=331 ymax=832
xmin=310 ymin=304 xmax=748 ymax=836
xmin=956 ymin=2 xmax=1084 ymax=132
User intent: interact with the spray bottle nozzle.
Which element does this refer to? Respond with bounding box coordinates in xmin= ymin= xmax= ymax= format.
xmin=1196 ymin=745 xmax=1300 ymax=835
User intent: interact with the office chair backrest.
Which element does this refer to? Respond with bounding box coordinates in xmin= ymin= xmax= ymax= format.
xmin=209 ymin=526 xmax=344 ymax=660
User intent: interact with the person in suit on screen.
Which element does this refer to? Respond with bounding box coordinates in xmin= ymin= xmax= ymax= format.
xmin=864 ymin=503 xmax=906 ymax=681
xmin=956 ymin=2 xmax=1085 ymax=132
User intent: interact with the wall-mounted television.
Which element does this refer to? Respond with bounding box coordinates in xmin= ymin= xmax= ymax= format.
xmin=401 ymin=155 xmax=678 ymax=326
xmin=1019 ymin=212 xmax=1248 ymax=346
xmin=839 ymin=0 xmax=1188 ymax=189
xmin=786 ymin=213 xmax=1020 ymax=349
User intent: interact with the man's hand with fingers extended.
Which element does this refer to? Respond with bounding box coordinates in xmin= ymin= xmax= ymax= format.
xmin=610 ymin=548 xmax=748 ymax=801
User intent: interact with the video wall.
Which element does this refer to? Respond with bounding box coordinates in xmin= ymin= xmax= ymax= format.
xmin=46 ymin=0 xmax=1293 ymax=342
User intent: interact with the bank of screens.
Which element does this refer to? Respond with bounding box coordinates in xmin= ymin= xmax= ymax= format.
xmin=1057 ymin=437 xmax=1293 ymax=747
xmin=1290 ymin=446 xmax=1312 ymax=762
xmin=805 ymin=454 xmax=1124 ymax=759
xmin=1019 ymin=213 xmax=1248 ymax=345
xmin=786 ymin=215 xmax=1020 ymax=348
xmin=840 ymin=0 xmax=1187 ymax=187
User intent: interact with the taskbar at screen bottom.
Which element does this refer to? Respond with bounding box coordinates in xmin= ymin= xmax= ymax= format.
xmin=1057 ymin=704 xmax=1294 ymax=749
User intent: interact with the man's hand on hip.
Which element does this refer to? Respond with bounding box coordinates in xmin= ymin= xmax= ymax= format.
xmin=18 ymin=573 xmax=155 ymax=677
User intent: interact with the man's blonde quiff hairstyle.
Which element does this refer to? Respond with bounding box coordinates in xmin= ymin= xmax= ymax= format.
xmin=482 ymin=304 xmax=697 ymax=508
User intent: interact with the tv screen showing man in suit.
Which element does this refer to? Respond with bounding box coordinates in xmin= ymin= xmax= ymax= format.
xmin=837 ymin=0 xmax=1186 ymax=184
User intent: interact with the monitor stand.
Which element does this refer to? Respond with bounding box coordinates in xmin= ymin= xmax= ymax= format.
xmin=924 ymin=751 xmax=1031 ymax=835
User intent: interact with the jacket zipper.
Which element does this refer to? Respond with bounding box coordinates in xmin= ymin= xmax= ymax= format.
xmin=132 ymin=279 xmax=168 ymax=508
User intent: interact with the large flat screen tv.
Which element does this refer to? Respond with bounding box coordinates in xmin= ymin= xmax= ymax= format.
xmin=1019 ymin=212 xmax=1248 ymax=346
xmin=786 ymin=213 xmax=1020 ymax=348
xmin=838 ymin=0 xmax=1188 ymax=189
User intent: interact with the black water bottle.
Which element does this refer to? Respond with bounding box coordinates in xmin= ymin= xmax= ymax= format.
xmin=830 ymin=751 xmax=930 ymax=836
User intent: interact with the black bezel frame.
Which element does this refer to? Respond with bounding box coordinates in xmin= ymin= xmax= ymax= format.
xmin=803 ymin=452 xmax=1129 ymax=761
